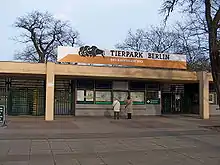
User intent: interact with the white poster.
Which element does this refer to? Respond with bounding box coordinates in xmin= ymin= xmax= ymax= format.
xmin=86 ymin=90 xmax=94 ymax=101
xmin=130 ymin=92 xmax=145 ymax=102
xmin=77 ymin=90 xmax=84 ymax=101
xmin=96 ymin=91 xmax=111 ymax=102
xmin=113 ymin=91 xmax=128 ymax=102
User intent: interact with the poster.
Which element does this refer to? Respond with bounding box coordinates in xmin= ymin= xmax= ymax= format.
xmin=130 ymin=92 xmax=145 ymax=102
xmin=209 ymin=93 xmax=215 ymax=104
xmin=86 ymin=90 xmax=94 ymax=101
xmin=96 ymin=91 xmax=111 ymax=102
xmin=77 ymin=90 xmax=84 ymax=101
xmin=113 ymin=91 xmax=128 ymax=102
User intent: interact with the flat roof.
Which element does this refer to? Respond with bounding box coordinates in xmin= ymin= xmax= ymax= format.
xmin=0 ymin=61 xmax=213 ymax=82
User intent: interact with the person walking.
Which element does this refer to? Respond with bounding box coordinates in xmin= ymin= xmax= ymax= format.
xmin=125 ymin=96 xmax=133 ymax=119
xmin=112 ymin=97 xmax=120 ymax=120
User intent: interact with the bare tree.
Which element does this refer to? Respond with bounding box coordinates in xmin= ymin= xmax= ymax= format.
xmin=14 ymin=10 xmax=81 ymax=63
xmin=115 ymin=29 xmax=147 ymax=51
xmin=116 ymin=25 xmax=210 ymax=71
xmin=161 ymin=0 xmax=220 ymax=106
xmin=174 ymin=22 xmax=211 ymax=71
xmin=116 ymin=26 xmax=179 ymax=53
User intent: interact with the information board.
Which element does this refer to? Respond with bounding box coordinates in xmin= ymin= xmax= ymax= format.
xmin=86 ymin=90 xmax=94 ymax=101
xmin=0 ymin=105 xmax=5 ymax=125
xmin=96 ymin=91 xmax=111 ymax=102
xmin=77 ymin=90 xmax=84 ymax=101
xmin=113 ymin=91 xmax=128 ymax=104
xmin=130 ymin=92 xmax=145 ymax=102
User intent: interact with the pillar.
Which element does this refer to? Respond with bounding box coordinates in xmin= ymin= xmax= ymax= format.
xmin=45 ymin=62 xmax=55 ymax=121
xmin=198 ymin=71 xmax=209 ymax=119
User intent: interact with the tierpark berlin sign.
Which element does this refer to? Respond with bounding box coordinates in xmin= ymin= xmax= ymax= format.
xmin=57 ymin=46 xmax=186 ymax=69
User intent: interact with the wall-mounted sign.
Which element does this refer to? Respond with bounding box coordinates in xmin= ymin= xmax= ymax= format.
xmin=57 ymin=46 xmax=187 ymax=69
xmin=0 ymin=105 xmax=5 ymax=125
xmin=146 ymin=99 xmax=160 ymax=104
xmin=209 ymin=93 xmax=216 ymax=104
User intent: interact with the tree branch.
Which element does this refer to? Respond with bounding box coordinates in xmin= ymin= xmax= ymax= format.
xmin=205 ymin=0 xmax=213 ymax=31
xmin=213 ymin=7 xmax=220 ymax=26
xmin=13 ymin=10 xmax=81 ymax=63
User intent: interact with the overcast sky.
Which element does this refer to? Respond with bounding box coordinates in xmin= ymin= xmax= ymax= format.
xmin=0 ymin=0 xmax=181 ymax=61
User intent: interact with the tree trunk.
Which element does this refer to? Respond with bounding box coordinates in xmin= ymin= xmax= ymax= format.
xmin=210 ymin=46 xmax=220 ymax=107
xmin=205 ymin=0 xmax=220 ymax=108
xmin=38 ymin=54 xmax=45 ymax=63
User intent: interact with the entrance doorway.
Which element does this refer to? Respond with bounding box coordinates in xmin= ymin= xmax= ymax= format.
xmin=54 ymin=79 xmax=75 ymax=116
xmin=161 ymin=93 xmax=183 ymax=114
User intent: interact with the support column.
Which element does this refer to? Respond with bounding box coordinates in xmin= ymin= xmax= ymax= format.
xmin=198 ymin=71 xmax=209 ymax=119
xmin=45 ymin=62 xmax=55 ymax=121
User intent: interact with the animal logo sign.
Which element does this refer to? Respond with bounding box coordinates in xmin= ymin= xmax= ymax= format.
xmin=78 ymin=46 xmax=105 ymax=58
xmin=57 ymin=46 xmax=187 ymax=69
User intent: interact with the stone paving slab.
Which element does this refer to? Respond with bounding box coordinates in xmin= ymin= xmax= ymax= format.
xmin=2 ymin=161 xmax=29 ymax=165
xmin=0 ymin=116 xmax=220 ymax=164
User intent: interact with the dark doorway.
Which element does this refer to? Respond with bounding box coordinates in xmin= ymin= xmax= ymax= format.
xmin=54 ymin=79 xmax=75 ymax=115
xmin=161 ymin=84 xmax=184 ymax=114
xmin=183 ymin=83 xmax=199 ymax=114
xmin=161 ymin=92 xmax=183 ymax=114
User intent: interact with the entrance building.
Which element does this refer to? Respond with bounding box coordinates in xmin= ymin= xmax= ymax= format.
xmin=0 ymin=46 xmax=218 ymax=120
xmin=0 ymin=61 xmax=218 ymax=120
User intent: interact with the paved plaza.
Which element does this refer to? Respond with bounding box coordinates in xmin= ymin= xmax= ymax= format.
xmin=1 ymin=115 xmax=220 ymax=165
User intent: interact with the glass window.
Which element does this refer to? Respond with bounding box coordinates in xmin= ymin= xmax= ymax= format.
xmin=146 ymin=83 xmax=159 ymax=90
xmin=77 ymin=79 xmax=94 ymax=89
xmin=113 ymin=91 xmax=128 ymax=103
xmin=130 ymin=92 xmax=145 ymax=104
xmin=209 ymin=83 xmax=216 ymax=92
xmin=95 ymin=80 xmax=112 ymax=89
xmin=77 ymin=90 xmax=84 ymax=101
xmin=95 ymin=91 xmax=112 ymax=104
xmin=76 ymin=90 xmax=94 ymax=104
xmin=146 ymin=91 xmax=159 ymax=99
xmin=113 ymin=81 xmax=128 ymax=90
xmin=129 ymin=81 xmax=145 ymax=90
xmin=85 ymin=90 xmax=94 ymax=102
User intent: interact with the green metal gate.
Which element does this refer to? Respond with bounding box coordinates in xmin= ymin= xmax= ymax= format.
xmin=7 ymin=77 xmax=45 ymax=116
xmin=0 ymin=78 xmax=7 ymax=113
xmin=54 ymin=79 xmax=74 ymax=115
xmin=161 ymin=84 xmax=185 ymax=114
xmin=161 ymin=93 xmax=172 ymax=114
